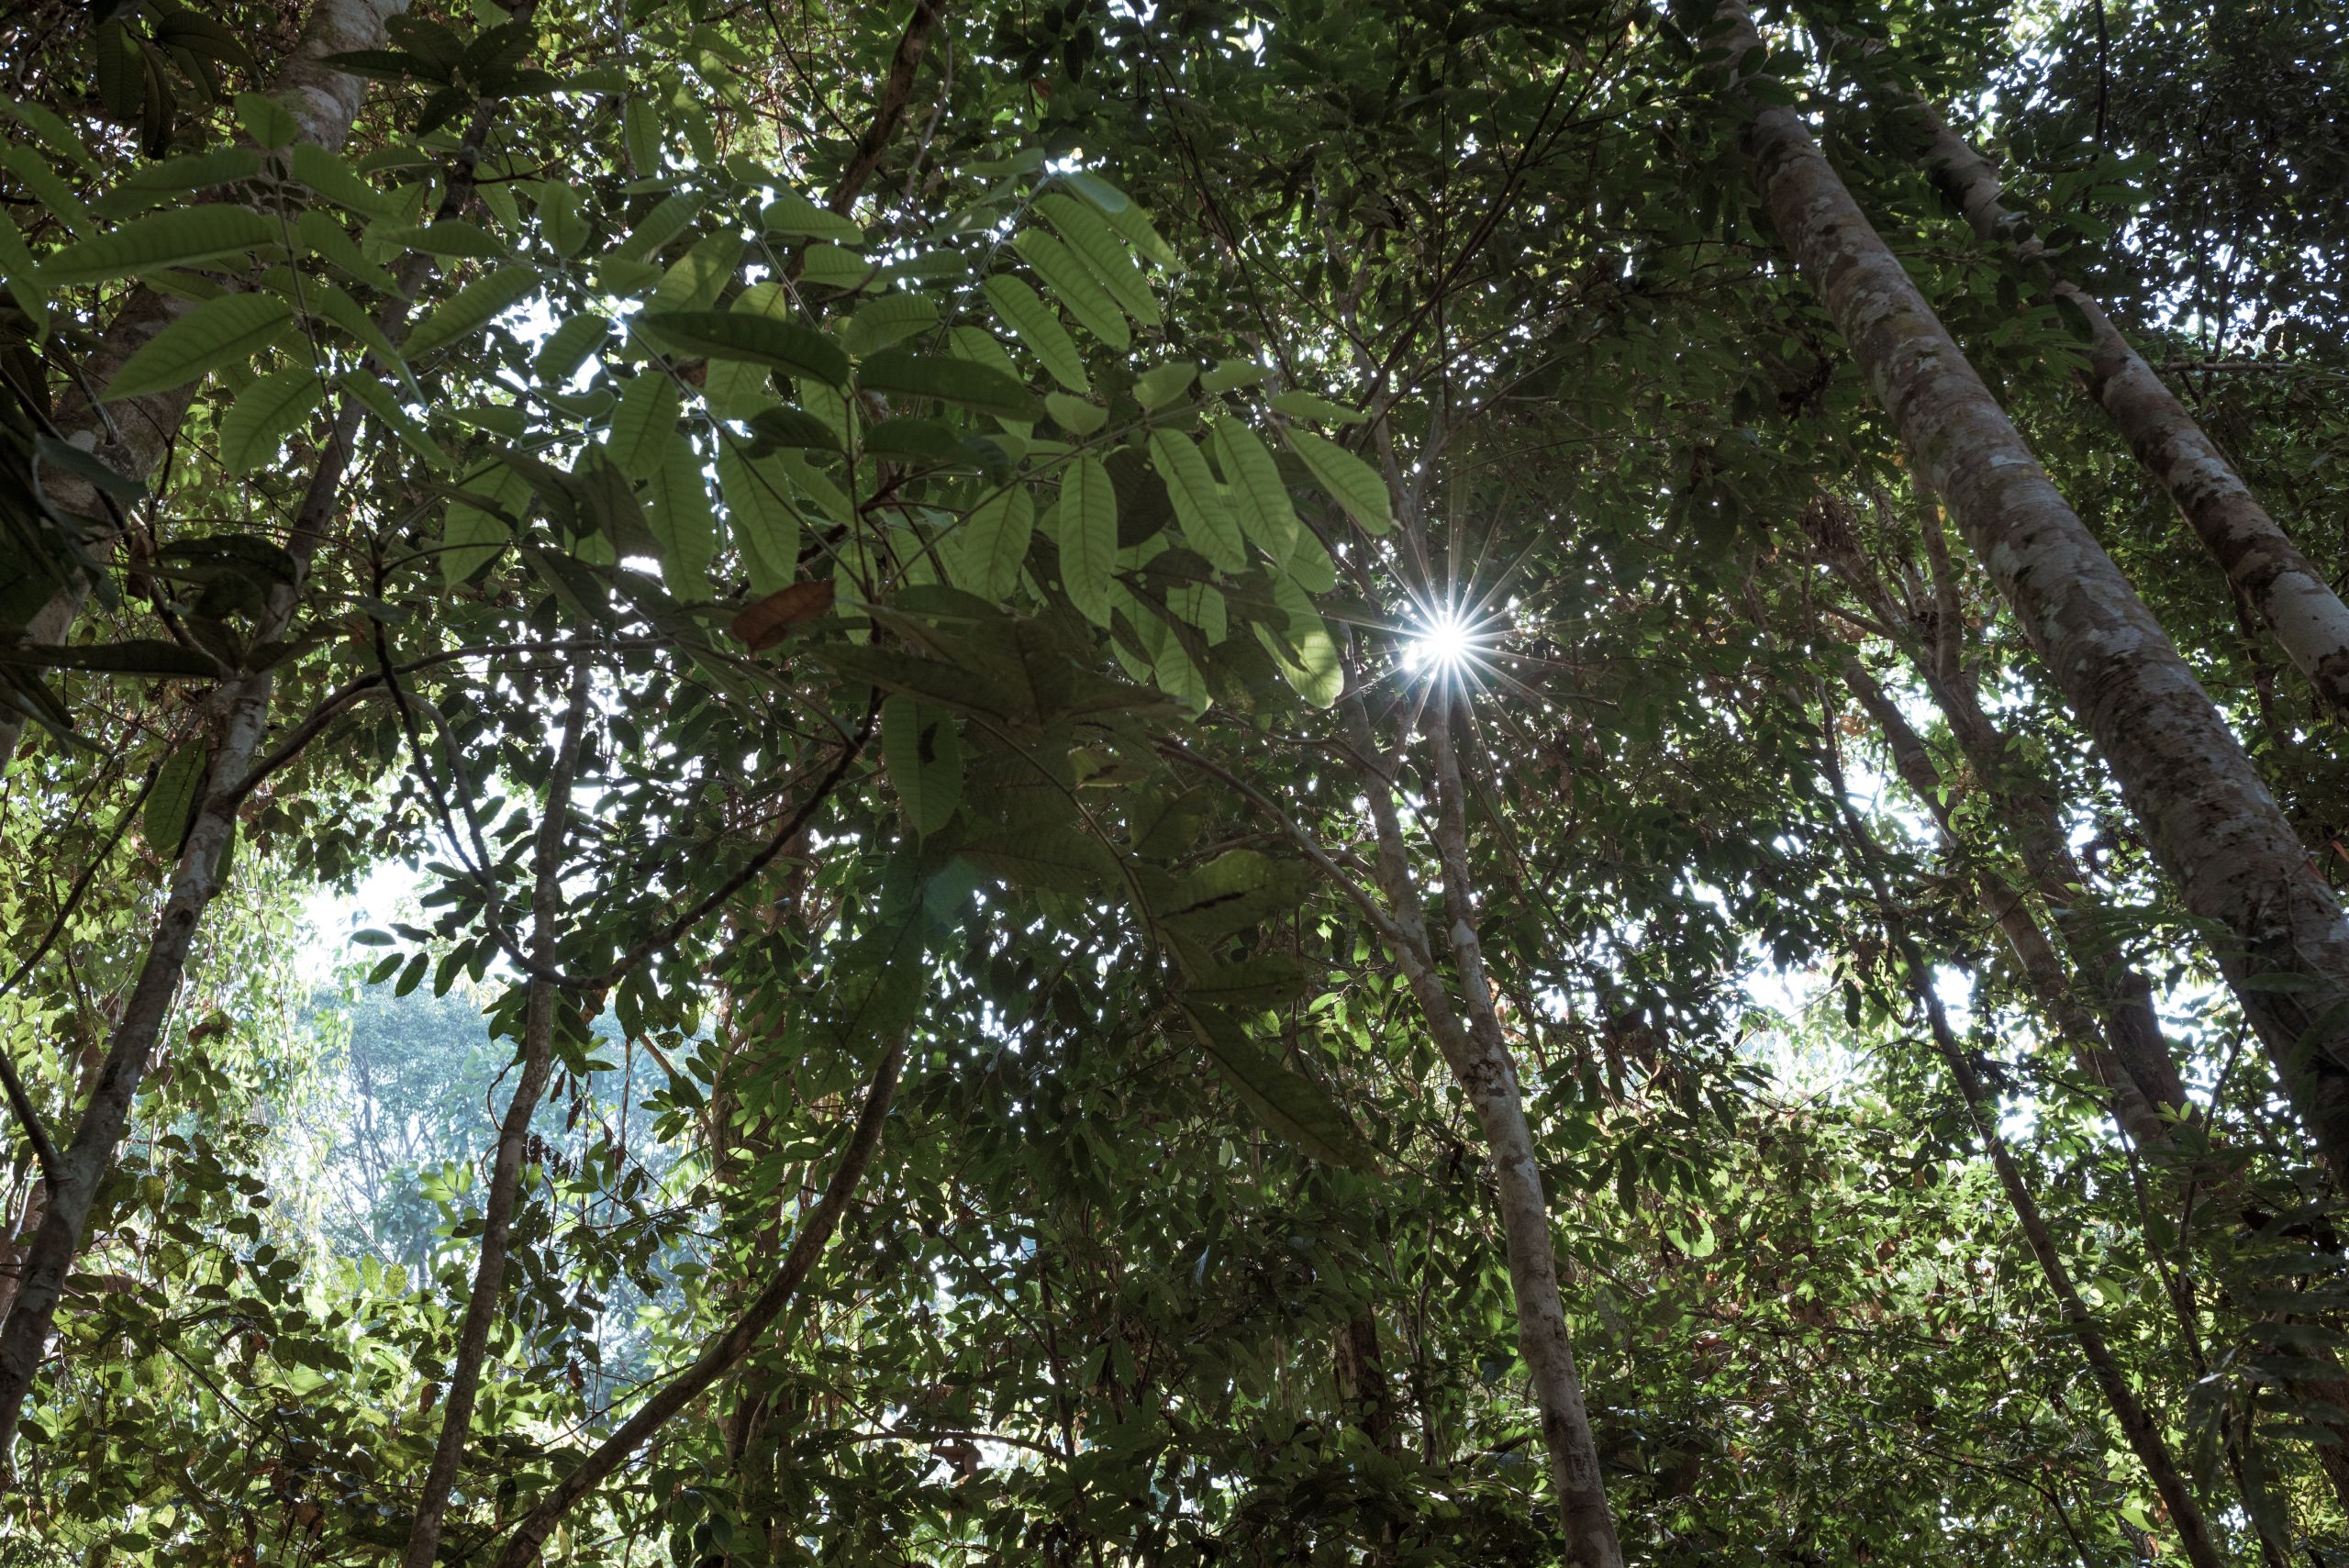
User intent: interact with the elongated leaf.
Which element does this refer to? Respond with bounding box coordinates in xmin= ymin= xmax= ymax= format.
xmin=1133 ymin=361 xmax=1197 ymax=410
xmin=533 ymin=312 xmax=610 ymax=384
xmin=858 ymin=350 xmax=1041 ymax=423
xmin=884 ymin=694 xmax=963 ymax=837
xmin=730 ymin=581 xmax=833 ymax=649
xmin=760 ymin=189 xmax=863 ymax=244
xmin=1263 ymin=571 xmax=1341 ymax=707
xmin=440 ymin=462 xmax=531 ymax=585
xmin=948 ymin=484 xmax=1034 ymax=602
xmin=145 ymin=740 xmax=207 ymax=855
xmin=103 ymin=294 xmax=291 ymax=401
xmin=341 ymin=369 xmax=451 ymax=469
xmin=1208 ymin=419 xmax=1298 ymax=562
xmin=308 ymin=279 xmax=410 ymax=384
xmin=0 ymin=639 xmax=218 ymax=676
xmin=1012 ymin=229 xmax=1129 ymax=350
xmin=718 ymin=443 xmax=803 ymax=595
xmin=1268 ymin=389 xmax=1368 ymax=425
xmin=536 ymin=182 xmax=588 ymax=257
xmin=1148 ymin=430 xmax=1244 ymax=573
xmin=608 ymin=193 xmax=703 ymax=262
xmin=649 ymin=231 xmax=742 ymax=315
xmin=218 ymin=365 xmax=324 ymax=473
xmin=289 ymin=142 xmax=390 ymax=217
xmin=296 ymin=208 xmax=404 ymax=295
xmin=1035 ymin=193 xmax=1161 ymax=328
xmin=404 ymin=261 xmax=537 ymax=359
xmin=645 ymin=430 xmax=718 ymax=596
xmin=640 ymin=308 xmax=848 ymax=387
xmin=960 ymin=827 xmax=1116 ymax=895
xmin=1059 ymin=456 xmax=1118 ymax=627
xmin=44 ymin=206 xmax=279 ymax=286
xmin=843 ymin=294 xmax=938 ymax=357
xmin=1286 ymin=428 xmax=1390 ymax=535
xmin=372 ymin=217 xmax=507 ymax=260
xmin=1183 ymin=1004 xmax=1375 ymax=1170
xmin=983 ymin=275 xmax=1087 ymax=393
xmin=606 ymin=372 xmax=681 ymax=481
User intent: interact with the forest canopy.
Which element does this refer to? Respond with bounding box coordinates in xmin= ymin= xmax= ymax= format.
xmin=3 ymin=0 xmax=2349 ymax=1562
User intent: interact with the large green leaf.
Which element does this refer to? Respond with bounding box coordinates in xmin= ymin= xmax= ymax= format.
xmin=41 ymin=206 xmax=277 ymax=285
xmin=983 ymin=275 xmax=1088 ymax=394
xmin=103 ymin=294 xmax=292 ymax=402
xmin=1012 ymin=229 xmax=1130 ymax=351
xmin=607 ymin=372 xmax=681 ymax=481
xmin=960 ymin=828 xmax=1116 ymax=895
xmin=1208 ymin=419 xmax=1298 ymax=562
xmin=341 ymin=370 xmax=451 ymax=470
xmin=1059 ymin=456 xmax=1118 ymax=628
xmin=639 ymin=308 xmax=848 ymax=387
xmin=289 ymin=142 xmax=392 ymax=217
xmin=217 ymin=365 xmax=324 ymax=473
xmin=440 ymin=462 xmax=531 ymax=585
xmin=718 ymin=443 xmax=803 ymax=595
xmin=1034 ymin=193 xmax=1162 ymax=328
xmin=883 ymin=694 xmax=963 ymax=838
xmin=1183 ymin=1004 xmax=1375 ymax=1170
xmin=145 ymin=740 xmax=207 ymax=856
xmin=645 ymin=429 xmax=718 ymax=597
xmin=1286 ymin=428 xmax=1391 ymax=535
xmin=404 ymin=262 xmax=538 ymax=359
xmin=946 ymin=484 xmax=1035 ymax=603
xmin=858 ymin=351 xmax=1041 ymax=423
xmin=1148 ymin=430 xmax=1245 ymax=573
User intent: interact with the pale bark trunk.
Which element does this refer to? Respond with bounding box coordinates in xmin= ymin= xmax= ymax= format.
xmin=398 ymin=667 xmax=591 ymax=1568
xmin=1340 ymin=697 xmax=1623 ymax=1568
xmin=2 ymin=0 xmax=410 ymax=770
xmin=1842 ymin=67 xmax=2349 ymax=716
xmin=489 ymin=1032 xmax=904 ymax=1568
xmin=1709 ymin=0 xmax=2349 ymax=1183
xmin=0 ymin=81 xmax=503 ymax=1461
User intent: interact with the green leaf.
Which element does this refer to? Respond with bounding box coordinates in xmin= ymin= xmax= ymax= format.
xmin=947 ymin=485 xmax=1035 ymax=602
xmin=1183 ymin=1004 xmax=1375 ymax=1170
xmin=622 ymin=99 xmax=662 ymax=176
xmin=842 ymin=294 xmax=939 ymax=357
xmin=1149 ymin=431 xmax=1244 ymax=573
xmin=341 ymin=370 xmax=451 ymax=470
xmin=0 ymin=146 xmax=92 ymax=239
xmin=534 ymin=313 xmax=611 ymax=385
xmin=234 ymin=91 xmax=301 ymax=148
xmin=645 ymin=429 xmax=718 ymax=597
xmin=761 ymin=187 xmax=864 ymax=242
xmin=884 ymin=695 xmax=963 ymax=837
xmin=759 ymin=190 xmax=863 ymax=244
xmin=1045 ymin=394 xmax=1106 ymax=436
xmin=372 ymin=218 xmax=509 ymax=261
xmin=42 ymin=206 xmax=279 ymax=286
xmin=1133 ymin=361 xmax=1198 ymax=410
xmin=648 ymin=231 xmax=742 ymax=315
xmin=800 ymin=243 xmax=875 ymax=290
xmin=1264 ymin=573 xmax=1341 ymax=707
xmin=983 ymin=275 xmax=1087 ymax=394
xmin=1059 ymin=456 xmax=1118 ymax=627
xmin=103 ymin=294 xmax=292 ymax=402
xmin=718 ymin=443 xmax=803 ymax=595
xmin=218 ymin=366 xmax=324 ymax=473
xmin=639 ymin=309 xmax=849 ymax=387
xmin=607 ymin=372 xmax=682 ymax=481
xmin=289 ymin=142 xmax=392 ymax=217
xmin=960 ymin=828 xmax=1116 ymax=895
xmin=536 ymin=182 xmax=589 ymax=257
xmin=440 ymin=462 xmax=531 ymax=585
xmin=1286 ymin=428 xmax=1390 ymax=535
xmin=608 ymin=193 xmax=703 ymax=262
xmin=1035 ymin=193 xmax=1161 ymax=328
xmin=858 ymin=351 xmax=1041 ymax=423
xmin=1208 ymin=419 xmax=1298 ymax=562
xmin=296 ymin=208 xmax=404 ymax=295
xmin=1012 ymin=229 xmax=1129 ymax=351
xmin=308 ymin=280 xmax=410 ymax=384
xmin=404 ymin=262 xmax=537 ymax=359
xmin=145 ymin=740 xmax=207 ymax=855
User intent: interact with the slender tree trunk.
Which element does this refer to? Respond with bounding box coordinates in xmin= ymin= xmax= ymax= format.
xmin=1706 ymin=0 xmax=2349 ymax=1182
xmin=398 ymin=666 xmax=592 ymax=1568
xmin=1337 ymin=696 xmax=1624 ymax=1568
xmin=1334 ymin=1313 xmax=1396 ymax=1454
xmin=1 ymin=0 xmax=410 ymax=770
xmin=0 ymin=81 xmax=512 ymax=1460
xmin=489 ymin=1031 xmax=904 ymax=1568
xmin=1832 ymin=54 xmax=2349 ymax=715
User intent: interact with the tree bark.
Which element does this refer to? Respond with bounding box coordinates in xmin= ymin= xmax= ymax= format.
xmin=1707 ymin=0 xmax=2349 ymax=1184
xmin=826 ymin=0 xmax=949 ymax=215
xmin=1 ymin=0 xmax=411 ymax=770
xmin=1338 ymin=695 xmax=1624 ymax=1568
xmin=1833 ymin=57 xmax=2349 ymax=717
xmin=398 ymin=666 xmax=592 ymax=1568
xmin=488 ymin=1030 xmax=904 ymax=1568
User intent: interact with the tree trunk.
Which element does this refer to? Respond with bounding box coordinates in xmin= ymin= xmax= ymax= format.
xmin=1339 ymin=696 xmax=1624 ymax=1568
xmin=1707 ymin=0 xmax=2349 ymax=1184
xmin=399 ymin=666 xmax=591 ymax=1568
xmin=1 ymin=0 xmax=410 ymax=771
xmin=1836 ymin=59 xmax=2349 ymax=716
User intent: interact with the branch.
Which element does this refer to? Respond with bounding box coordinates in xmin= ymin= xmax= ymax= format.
xmin=829 ymin=0 xmax=949 ymax=214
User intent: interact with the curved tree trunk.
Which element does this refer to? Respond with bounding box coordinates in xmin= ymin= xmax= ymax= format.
xmin=0 ymin=0 xmax=410 ymax=771
xmin=1829 ymin=51 xmax=2349 ymax=716
xmin=1706 ymin=0 xmax=2349 ymax=1184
